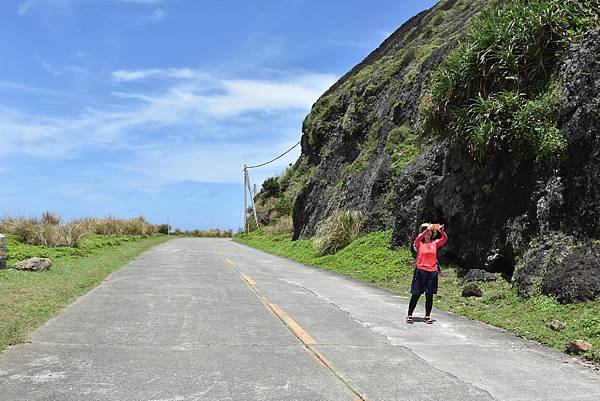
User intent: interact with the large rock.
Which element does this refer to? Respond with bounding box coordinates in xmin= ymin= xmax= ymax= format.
xmin=462 ymin=269 xmax=497 ymax=283
xmin=511 ymin=232 xmax=576 ymax=299
xmin=541 ymin=242 xmax=600 ymax=304
xmin=14 ymin=257 xmax=52 ymax=271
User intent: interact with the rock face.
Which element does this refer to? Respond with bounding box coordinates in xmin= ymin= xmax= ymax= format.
xmin=540 ymin=242 xmax=600 ymax=304
xmin=14 ymin=258 xmax=52 ymax=271
xmin=283 ymin=0 xmax=599 ymax=304
xmin=292 ymin=0 xmax=494 ymax=239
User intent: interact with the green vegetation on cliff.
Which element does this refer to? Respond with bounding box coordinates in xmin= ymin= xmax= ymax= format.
xmin=421 ymin=0 xmax=599 ymax=161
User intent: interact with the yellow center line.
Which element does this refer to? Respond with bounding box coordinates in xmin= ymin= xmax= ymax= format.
xmin=239 ymin=272 xmax=258 ymax=292
xmin=216 ymin=253 xmax=369 ymax=401
xmin=265 ymin=302 xmax=317 ymax=346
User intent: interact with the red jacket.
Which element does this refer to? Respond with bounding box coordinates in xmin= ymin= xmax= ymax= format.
xmin=414 ymin=229 xmax=447 ymax=272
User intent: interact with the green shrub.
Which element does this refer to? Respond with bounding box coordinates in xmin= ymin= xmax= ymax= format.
xmin=258 ymin=177 xmax=281 ymax=200
xmin=274 ymin=196 xmax=293 ymax=217
xmin=386 ymin=125 xmax=425 ymax=174
xmin=314 ymin=210 xmax=364 ymax=255
xmin=305 ymin=95 xmax=342 ymax=149
xmin=157 ymin=223 xmax=171 ymax=235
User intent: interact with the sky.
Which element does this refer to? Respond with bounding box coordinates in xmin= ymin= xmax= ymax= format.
xmin=0 ymin=0 xmax=437 ymax=231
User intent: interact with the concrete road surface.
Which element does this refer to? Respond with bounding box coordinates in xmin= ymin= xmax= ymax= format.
xmin=0 ymin=238 xmax=598 ymax=400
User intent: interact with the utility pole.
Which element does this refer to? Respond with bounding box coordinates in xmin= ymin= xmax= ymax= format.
xmin=243 ymin=164 xmax=248 ymax=233
xmin=244 ymin=168 xmax=259 ymax=229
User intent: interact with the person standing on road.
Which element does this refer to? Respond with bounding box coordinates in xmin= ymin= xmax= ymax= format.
xmin=406 ymin=223 xmax=447 ymax=324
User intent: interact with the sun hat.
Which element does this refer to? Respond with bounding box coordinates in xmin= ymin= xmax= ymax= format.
xmin=419 ymin=223 xmax=439 ymax=235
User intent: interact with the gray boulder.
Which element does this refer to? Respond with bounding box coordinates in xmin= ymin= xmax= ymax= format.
xmin=462 ymin=269 xmax=497 ymax=282
xmin=14 ymin=257 xmax=52 ymax=271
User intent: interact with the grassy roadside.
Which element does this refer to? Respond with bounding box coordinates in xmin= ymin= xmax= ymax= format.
xmin=0 ymin=235 xmax=170 ymax=353
xmin=235 ymin=230 xmax=600 ymax=362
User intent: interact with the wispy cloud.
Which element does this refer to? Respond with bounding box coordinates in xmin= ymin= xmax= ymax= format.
xmin=0 ymin=69 xmax=337 ymax=183
xmin=111 ymin=68 xmax=200 ymax=82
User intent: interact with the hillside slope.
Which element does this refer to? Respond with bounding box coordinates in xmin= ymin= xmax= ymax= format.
xmin=292 ymin=0 xmax=501 ymax=237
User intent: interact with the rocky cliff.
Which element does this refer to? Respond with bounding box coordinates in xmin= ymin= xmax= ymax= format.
xmin=291 ymin=0 xmax=500 ymax=237
xmin=266 ymin=0 xmax=600 ymax=303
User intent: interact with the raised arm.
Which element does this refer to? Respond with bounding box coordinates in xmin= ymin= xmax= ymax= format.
xmin=435 ymin=225 xmax=448 ymax=248
xmin=413 ymin=227 xmax=430 ymax=250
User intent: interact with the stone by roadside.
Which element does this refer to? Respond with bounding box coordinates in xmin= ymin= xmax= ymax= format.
xmin=13 ymin=258 xmax=52 ymax=272
xmin=566 ymin=340 xmax=593 ymax=355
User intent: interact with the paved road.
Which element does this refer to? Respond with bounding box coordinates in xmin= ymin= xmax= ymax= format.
xmin=0 ymin=238 xmax=598 ymax=400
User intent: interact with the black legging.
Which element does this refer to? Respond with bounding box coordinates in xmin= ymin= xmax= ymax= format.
xmin=408 ymin=293 xmax=434 ymax=316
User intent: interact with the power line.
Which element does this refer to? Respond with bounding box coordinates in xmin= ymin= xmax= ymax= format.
xmin=245 ymin=140 xmax=301 ymax=170
xmin=242 ymin=139 xmax=301 ymax=232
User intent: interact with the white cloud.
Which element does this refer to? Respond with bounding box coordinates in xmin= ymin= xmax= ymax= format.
xmin=111 ymin=68 xmax=199 ymax=82
xmin=0 ymin=69 xmax=337 ymax=182
xmin=110 ymin=69 xmax=336 ymax=117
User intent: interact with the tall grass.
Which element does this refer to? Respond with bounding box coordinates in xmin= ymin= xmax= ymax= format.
xmin=75 ymin=216 xmax=156 ymax=236
xmin=314 ymin=210 xmax=364 ymax=255
xmin=1 ymin=218 xmax=86 ymax=248
xmin=263 ymin=216 xmax=294 ymax=235
xmin=420 ymin=0 xmax=599 ymax=161
xmin=0 ymin=215 xmax=163 ymax=248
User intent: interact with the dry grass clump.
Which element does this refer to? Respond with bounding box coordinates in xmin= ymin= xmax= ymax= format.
xmin=0 ymin=214 xmax=162 ymax=248
xmin=314 ymin=210 xmax=364 ymax=255
xmin=2 ymin=217 xmax=87 ymax=247
xmin=263 ymin=216 xmax=294 ymax=235
xmin=41 ymin=211 xmax=61 ymax=225
xmin=74 ymin=216 xmax=157 ymax=236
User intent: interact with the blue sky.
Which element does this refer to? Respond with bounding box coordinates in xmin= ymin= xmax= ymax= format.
xmin=0 ymin=0 xmax=437 ymax=230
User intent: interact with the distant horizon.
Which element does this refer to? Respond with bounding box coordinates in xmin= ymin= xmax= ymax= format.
xmin=0 ymin=0 xmax=438 ymax=230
